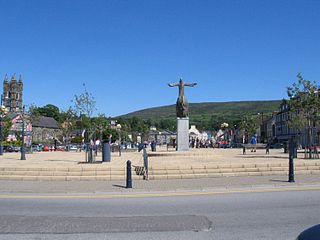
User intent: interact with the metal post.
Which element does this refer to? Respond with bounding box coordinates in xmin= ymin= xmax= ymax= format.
xmin=126 ymin=160 xmax=132 ymax=188
xmin=87 ymin=143 xmax=93 ymax=163
xmin=288 ymin=138 xmax=295 ymax=182
xmin=20 ymin=105 xmax=26 ymax=160
xmin=143 ymin=148 xmax=148 ymax=180
xmin=0 ymin=95 xmax=3 ymax=155
xmin=0 ymin=113 xmax=3 ymax=156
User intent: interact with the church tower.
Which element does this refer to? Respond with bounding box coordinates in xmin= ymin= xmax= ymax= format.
xmin=2 ymin=74 xmax=23 ymax=113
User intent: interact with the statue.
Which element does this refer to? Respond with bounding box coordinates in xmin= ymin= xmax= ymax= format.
xmin=168 ymin=79 xmax=197 ymax=118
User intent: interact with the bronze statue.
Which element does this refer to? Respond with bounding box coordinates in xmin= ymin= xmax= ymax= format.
xmin=168 ymin=79 xmax=197 ymax=118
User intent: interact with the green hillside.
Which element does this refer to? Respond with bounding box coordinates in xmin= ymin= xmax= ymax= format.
xmin=121 ymin=100 xmax=282 ymax=119
xmin=119 ymin=100 xmax=282 ymax=131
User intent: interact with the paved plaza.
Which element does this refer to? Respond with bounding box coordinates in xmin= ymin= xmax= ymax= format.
xmin=0 ymin=146 xmax=319 ymax=168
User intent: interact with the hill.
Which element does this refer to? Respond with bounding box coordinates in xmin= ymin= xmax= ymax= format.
xmin=120 ymin=100 xmax=282 ymax=120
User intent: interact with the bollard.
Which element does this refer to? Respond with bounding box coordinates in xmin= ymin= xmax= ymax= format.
xmin=126 ymin=160 xmax=132 ymax=188
xmin=102 ymin=142 xmax=111 ymax=162
xmin=88 ymin=145 xmax=93 ymax=163
xmin=143 ymin=148 xmax=148 ymax=180
xmin=288 ymin=139 xmax=295 ymax=182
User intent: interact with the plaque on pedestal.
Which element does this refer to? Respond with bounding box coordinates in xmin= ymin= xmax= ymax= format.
xmin=177 ymin=117 xmax=189 ymax=151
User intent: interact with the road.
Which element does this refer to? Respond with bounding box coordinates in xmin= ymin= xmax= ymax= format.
xmin=0 ymin=188 xmax=319 ymax=240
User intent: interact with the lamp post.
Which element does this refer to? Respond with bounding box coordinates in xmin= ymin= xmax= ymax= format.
xmin=116 ymin=123 xmax=121 ymax=156
xmin=220 ymin=122 xmax=229 ymax=147
xmin=20 ymin=105 xmax=26 ymax=160
xmin=0 ymin=98 xmax=7 ymax=155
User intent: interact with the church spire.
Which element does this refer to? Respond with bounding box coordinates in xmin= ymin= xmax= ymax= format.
xmin=19 ymin=74 xmax=23 ymax=83
xmin=11 ymin=73 xmax=16 ymax=82
xmin=4 ymin=74 xmax=8 ymax=83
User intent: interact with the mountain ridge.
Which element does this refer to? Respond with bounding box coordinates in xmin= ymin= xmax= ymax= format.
xmin=119 ymin=100 xmax=282 ymax=119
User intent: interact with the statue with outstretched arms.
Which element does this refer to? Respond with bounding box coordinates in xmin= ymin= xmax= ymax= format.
xmin=168 ymin=79 xmax=197 ymax=118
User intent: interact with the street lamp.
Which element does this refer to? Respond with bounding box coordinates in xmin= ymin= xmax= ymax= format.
xmin=220 ymin=122 xmax=229 ymax=145
xmin=116 ymin=123 xmax=121 ymax=156
xmin=0 ymin=98 xmax=8 ymax=155
xmin=20 ymin=105 xmax=26 ymax=160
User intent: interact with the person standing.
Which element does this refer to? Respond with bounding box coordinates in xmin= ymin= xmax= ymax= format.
xmin=250 ymin=135 xmax=257 ymax=152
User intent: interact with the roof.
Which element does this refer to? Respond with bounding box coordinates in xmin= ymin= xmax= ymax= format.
xmin=32 ymin=116 xmax=60 ymax=129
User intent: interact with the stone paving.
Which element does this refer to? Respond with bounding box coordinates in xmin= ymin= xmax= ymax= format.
xmin=0 ymin=146 xmax=319 ymax=181
xmin=0 ymin=146 xmax=319 ymax=193
xmin=0 ymin=146 xmax=318 ymax=168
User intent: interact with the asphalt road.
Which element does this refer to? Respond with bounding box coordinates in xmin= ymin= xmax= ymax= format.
xmin=0 ymin=189 xmax=319 ymax=240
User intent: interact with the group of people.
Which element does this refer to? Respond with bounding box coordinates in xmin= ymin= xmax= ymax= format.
xmin=189 ymin=137 xmax=212 ymax=148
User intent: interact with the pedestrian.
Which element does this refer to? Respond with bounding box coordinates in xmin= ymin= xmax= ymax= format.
xmin=266 ymin=142 xmax=270 ymax=155
xmin=250 ymin=136 xmax=257 ymax=152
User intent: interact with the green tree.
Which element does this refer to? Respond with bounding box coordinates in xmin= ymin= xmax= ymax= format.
xmin=91 ymin=114 xmax=109 ymax=141
xmin=72 ymin=84 xmax=96 ymax=140
xmin=73 ymin=83 xmax=96 ymax=118
xmin=2 ymin=116 xmax=12 ymax=141
xmin=287 ymin=73 xmax=320 ymax=158
xmin=60 ymin=107 xmax=76 ymax=146
xmin=239 ymin=114 xmax=258 ymax=143
xmin=33 ymin=104 xmax=61 ymax=123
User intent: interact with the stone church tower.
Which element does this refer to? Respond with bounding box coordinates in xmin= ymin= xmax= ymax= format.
xmin=2 ymin=74 xmax=23 ymax=113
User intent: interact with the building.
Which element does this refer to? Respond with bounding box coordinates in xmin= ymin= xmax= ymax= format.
xmin=32 ymin=116 xmax=62 ymax=143
xmin=265 ymin=101 xmax=320 ymax=147
xmin=2 ymin=74 xmax=23 ymax=113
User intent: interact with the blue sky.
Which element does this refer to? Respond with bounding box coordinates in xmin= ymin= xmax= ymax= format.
xmin=0 ymin=0 xmax=319 ymax=116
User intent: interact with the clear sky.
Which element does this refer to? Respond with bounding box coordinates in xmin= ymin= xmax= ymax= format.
xmin=0 ymin=0 xmax=319 ymax=117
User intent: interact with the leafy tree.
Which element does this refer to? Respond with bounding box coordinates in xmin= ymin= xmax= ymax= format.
xmin=73 ymin=83 xmax=96 ymax=118
xmin=72 ymin=84 xmax=96 ymax=142
xmin=239 ymin=114 xmax=259 ymax=143
xmin=60 ymin=107 xmax=76 ymax=146
xmin=287 ymin=73 xmax=320 ymax=158
xmin=91 ymin=113 xmax=109 ymax=141
xmin=32 ymin=104 xmax=61 ymax=123
xmin=2 ymin=116 xmax=12 ymax=141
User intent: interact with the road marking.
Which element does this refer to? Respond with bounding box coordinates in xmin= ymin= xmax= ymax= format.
xmin=0 ymin=186 xmax=320 ymax=199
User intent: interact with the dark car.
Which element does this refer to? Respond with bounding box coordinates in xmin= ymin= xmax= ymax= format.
xmin=270 ymin=143 xmax=284 ymax=149
xmin=3 ymin=145 xmax=14 ymax=152
xmin=297 ymin=224 xmax=320 ymax=240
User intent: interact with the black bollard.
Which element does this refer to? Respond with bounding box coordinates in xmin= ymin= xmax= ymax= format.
xmin=288 ymin=139 xmax=295 ymax=182
xmin=143 ymin=148 xmax=148 ymax=180
xmin=126 ymin=160 xmax=132 ymax=188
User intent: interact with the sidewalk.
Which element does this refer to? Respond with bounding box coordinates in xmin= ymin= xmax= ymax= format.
xmin=0 ymin=175 xmax=319 ymax=195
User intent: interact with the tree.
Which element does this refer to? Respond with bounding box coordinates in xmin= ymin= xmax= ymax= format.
xmin=91 ymin=114 xmax=109 ymax=141
xmin=60 ymin=107 xmax=76 ymax=146
xmin=73 ymin=83 xmax=96 ymax=118
xmin=287 ymin=73 xmax=320 ymax=158
xmin=32 ymin=104 xmax=61 ymax=123
xmin=239 ymin=114 xmax=259 ymax=143
xmin=72 ymin=84 xmax=96 ymax=142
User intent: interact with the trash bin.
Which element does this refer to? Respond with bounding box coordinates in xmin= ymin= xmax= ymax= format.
xmin=151 ymin=141 xmax=156 ymax=152
xmin=102 ymin=142 xmax=111 ymax=162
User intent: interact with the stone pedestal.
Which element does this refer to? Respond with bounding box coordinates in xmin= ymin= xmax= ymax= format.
xmin=177 ymin=117 xmax=189 ymax=151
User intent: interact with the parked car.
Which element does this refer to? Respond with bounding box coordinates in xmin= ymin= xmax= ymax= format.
xmin=230 ymin=143 xmax=243 ymax=148
xmin=3 ymin=145 xmax=14 ymax=152
xmin=43 ymin=145 xmax=49 ymax=151
xmin=56 ymin=146 xmax=65 ymax=151
xmin=13 ymin=146 xmax=20 ymax=152
xmin=32 ymin=144 xmax=42 ymax=152
xmin=296 ymin=224 xmax=320 ymax=240
xmin=270 ymin=143 xmax=284 ymax=149
xmin=68 ymin=145 xmax=78 ymax=151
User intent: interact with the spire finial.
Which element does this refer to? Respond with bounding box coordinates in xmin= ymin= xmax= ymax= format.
xmin=11 ymin=73 xmax=16 ymax=81
xmin=4 ymin=74 xmax=8 ymax=82
xmin=19 ymin=74 xmax=23 ymax=82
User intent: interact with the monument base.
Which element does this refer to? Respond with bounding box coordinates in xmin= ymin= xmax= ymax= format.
xmin=177 ymin=117 xmax=189 ymax=151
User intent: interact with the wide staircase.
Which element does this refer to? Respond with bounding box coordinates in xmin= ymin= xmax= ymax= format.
xmin=0 ymin=161 xmax=319 ymax=181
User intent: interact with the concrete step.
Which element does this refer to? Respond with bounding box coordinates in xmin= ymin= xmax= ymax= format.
xmin=0 ymin=163 xmax=319 ymax=181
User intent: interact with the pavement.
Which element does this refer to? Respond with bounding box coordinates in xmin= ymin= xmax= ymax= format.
xmin=0 ymin=146 xmax=319 ymax=195
xmin=0 ymin=174 xmax=319 ymax=196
